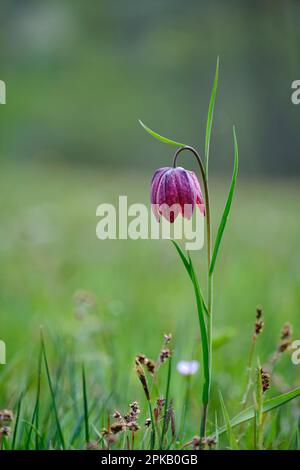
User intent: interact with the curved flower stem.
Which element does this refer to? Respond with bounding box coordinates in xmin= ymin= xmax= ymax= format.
xmin=173 ymin=146 xmax=213 ymax=438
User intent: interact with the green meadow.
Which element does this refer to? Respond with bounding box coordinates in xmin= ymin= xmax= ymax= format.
xmin=0 ymin=162 xmax=299 ymax=449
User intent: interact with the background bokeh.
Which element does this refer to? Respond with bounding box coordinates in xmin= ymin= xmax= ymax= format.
xmin=0 ymin=0 xmax=299 ymax=448
xmin=0 ymin=0 xmax=300 ymax=174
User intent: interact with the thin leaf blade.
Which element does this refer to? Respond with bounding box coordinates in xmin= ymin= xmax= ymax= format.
xmin=214 ymin=385 xmax=300 ymax=437
xmin=171 ymin=242 xmax=209 ymax=315
xmin=139 ymin=120 xmax=186 ymax=147
xmin=205 ymin=57 xmax=219 ymax=176
xmin=209 ymin=126 xmax=239 ymax=275
xmin=219 ymin=391 xmax=239 ymax=449
xmin=12 ymin=395 xmax=23 ymax=450
xmin=171 ymin=240 xmax=191 ymax=277
xmin=82 ymin=364 xmax=90 ymax=446
xmin=41 ymin=334 xmax=66 ymax=449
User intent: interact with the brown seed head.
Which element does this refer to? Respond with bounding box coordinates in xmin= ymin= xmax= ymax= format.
xmin=112 ymin=410 xmax=122 ymax=420
xmin=145 ymin=359 xmax=156 ymax=375
xmin=260 ymin=367 xmax=270 ymax=392
xmin=126 ymin=422 xmax=140 ymax=432
xmin=154 ymin=397 xmax=165 ymax=422
xmin=129 ymin=401 xmax=140 ymax=424
xmin=255 ymin=319 xmax=264 ymax=336
xmin=201 ymin=436 xmax=217 ymax=449
xmin=0 ymin=426 xmax=11 ymax=437
xmin=164 ymin=333 xmax=172 ymax=345
xmin=191 ymin=436 xmax=201 ymax=450
xmin=110 ymin=422 xmax=125 ymax=434
xmin=256 ymin=306 xmax=263 ymax=319
xmin=160 ymin=348 xmax=171 ymax=363
xmin=280 ymin=323 xmax=292 ymax=341
xmin=136 ymin=354 xmax=146 ymax=364
xmin=278 ymin=339 xmax=291 ymax=353
xmin=135 ymin=360 xmax=150 ymax=401
xmin=0 ymin=410 xmax=13 ymax=423
xmin=130 ymin=401 xmax=140 ymax=415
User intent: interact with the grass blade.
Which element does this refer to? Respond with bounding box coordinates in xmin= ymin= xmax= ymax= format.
xmin=214 ymin=412 xmax=219 ymax=450
xmin=41 ymin=333 xmax=66 ymax=449
xmin=82 ymin=364 xmax=90 ymax=446
xmin=160 ymin=356 xmax=172 ymax=449
xmin=35 ymin=341 xmax=43 ymax=449
xmin=209 ymin=126 xmax=239 ymax=275
xmin=213 ymin=385 xmax=300 ymax=437
xmin=139 ymin=120 xmax=186 ymax=147
xmin=205 ymin=57 xmax=219 ymax=176
xmin=25 ymin=343 xmax=42 ymax=450
xmin=296 ymin=417 xmax=300 ymax=450
xmin=11 ymin=395 xmax=22 ymax=450
xmin=219 ymin=391 xmax=239 ymax=449
xmin=25 ymin=402 xmax=38 ymax=449
xmin=23 ymin=421 xmax=43 ymax=441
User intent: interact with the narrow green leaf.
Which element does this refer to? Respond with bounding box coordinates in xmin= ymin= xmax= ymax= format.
xmin=209 ymin=126 xmax=239 ymax=275
xmin=188 ymin=253 xmax=209 ymax=404
xmin=219 ymin=391 xmax=239 ymax=449
xmin=139 ymin=120 xmax=186 ymax=147
xmin=172 ymin=242 xmax=209 ymax=315
xmin=214 ymin=385 xmax=300 ymax=437
xmin=70 ymin=393 xmax=110 ymax=446
xmin=11 ymin=395 xmax=22 ymax=450
xmin=205 ymin=57 xmax=219 ymax=176
xmin=296 ymin=417 xmax=300 ymax=450
xmin=187 ymin=252 xmax=209 ymax=316
xmin=171 ymin=241 xmax=191 ymax=277
xmin=41 ymin=334 xmax=66 ymax=449
xmin=82 ymin=364 xmax=90 ymax=445
xmin=26 ymin=342 xmax=42 ymax=450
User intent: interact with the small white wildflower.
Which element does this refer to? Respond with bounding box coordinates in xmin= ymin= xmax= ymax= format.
xmin=176 ymin=360 xmax=199 ymax=376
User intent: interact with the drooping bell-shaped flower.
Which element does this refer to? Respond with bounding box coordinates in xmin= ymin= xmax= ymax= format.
xmin=151 ymin=166 xmax=205 ymax=223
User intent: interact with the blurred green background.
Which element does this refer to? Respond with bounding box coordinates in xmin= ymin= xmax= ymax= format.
xmin=0 ymin=0 xmax=300 ymax=174
xmin=0 ymin=0 xmax=300 ymax=446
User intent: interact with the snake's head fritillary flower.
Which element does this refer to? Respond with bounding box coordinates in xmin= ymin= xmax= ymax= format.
xmin=151 ymin=167 xmax=205 ymax=223
xmin=176 ymin=360 xmax=199 ymax=376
